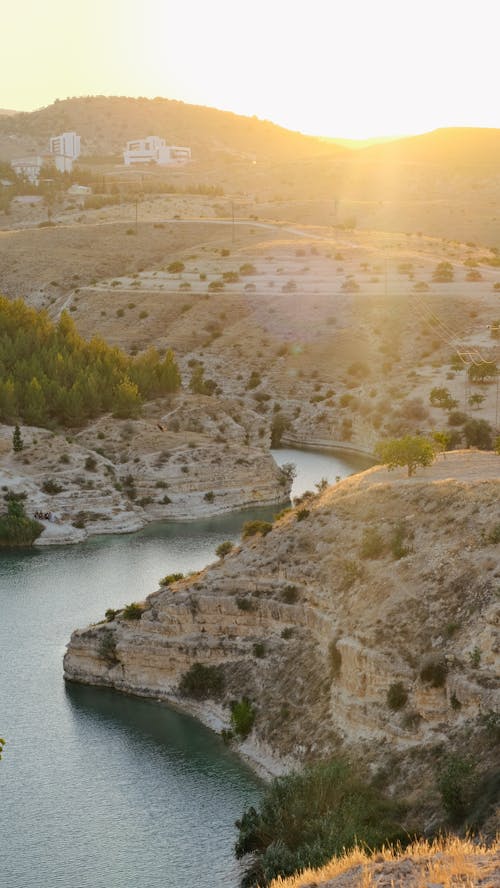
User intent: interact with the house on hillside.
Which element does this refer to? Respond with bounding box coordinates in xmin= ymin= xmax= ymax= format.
xmin=49 ymin=131 xmax=81 ymax=173
xmin=123 ymin=136 xmax=191 ymax=166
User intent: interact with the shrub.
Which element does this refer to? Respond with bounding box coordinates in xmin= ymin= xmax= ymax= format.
xmin=235 ymin=758 xmax=406 ymax=888
xmin=281 ymin=584 xmax=299 ymax=604
xmin=97 ymin=629 xmax=119 ymax=664
xmin=122 ymin=602 xmax=143 ymax=620
xmin=0 ymin=495 xmax=43 ymax=547
xmin=105 ymin=608 xmax=119 ymax=622
xmin=242 ymin=520 xmax=272 ymax=539
xmin=159 ymin=572 xmax=183 ymax=586
xmin=203 ymin=490 xmax=215 ymax=502
xmin=253 ymin=642 xmax=266 ymax=658
xmin=463 ymin=418 xmax=493 ymax=450
xmin=359 ymin=526 xmax=385 ymax=559
xmin=178 ymin=662 xmax=225 ymax=699
xmin=41 ymin=479 xmax=63 ymax=494
xmin=448 ymin=410 xmax=468 ymax=426
xmin=230 ymin=698 xmax=256 ymax=738
xmin=281 ymin=627 xmax=294 ymax=640
xmin=239 ymin=263 xmax=256 ymax=275
xmin=420 ymin=657 xmax=448 ymax=687
xmin=85 ymin=456 xmax=97 ymax=471
xmin=390 ymin=521 xmax=412 ymax=559
xmin=296 ymin=508 xmax=309 ymax=521
xmin=236 ymin=596 xmax=254 ymax=611
xmin=216 ymin=540 xmax=233 ymax=559
xmin=433 ymin=261 xmax=454 ymax=282
xmin=167 ymin=261 xmax=185 ymax=273
xmin=387 ymin=682 xmax=408 ymax=710
xmin=438 ymin=755 xmax=475 ymax=823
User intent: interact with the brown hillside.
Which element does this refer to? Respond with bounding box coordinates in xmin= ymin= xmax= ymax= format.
xmin=360 ymin=126 xmax=500 ymax=169
xmin=0 ymin=95 xmax=343 ymax=162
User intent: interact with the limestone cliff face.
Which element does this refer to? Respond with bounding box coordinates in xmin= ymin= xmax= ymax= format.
xmin=64 ymin=453 xmax=500 ymax=792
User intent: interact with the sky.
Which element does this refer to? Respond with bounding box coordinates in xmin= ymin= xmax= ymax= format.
xmin=2 ymin=0 xmax=500 ymax=139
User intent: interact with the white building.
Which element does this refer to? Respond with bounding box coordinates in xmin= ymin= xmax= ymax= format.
xmin=123 ymin=135 xmax=191 ymax=166
xmin=49 ymin=131 xmax=81 ymax=173
xmin=11 ymin=156 xmax=45 ymax=185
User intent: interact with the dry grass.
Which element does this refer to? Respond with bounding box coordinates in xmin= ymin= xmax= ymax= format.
xmin=269 ymin=836 xmax=500 ymax=888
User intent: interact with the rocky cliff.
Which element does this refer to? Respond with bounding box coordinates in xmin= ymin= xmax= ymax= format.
xmin=0 ymin=397 xmax=291 ymax=544
xmin=64 ymin=451 xmax=499 ymax=811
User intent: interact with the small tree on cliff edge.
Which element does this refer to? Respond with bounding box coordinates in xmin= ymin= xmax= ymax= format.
xmin=375 ymin=435 xmax=436 ymax=477
xmin=12 ymin=425 xmax=23 ymax=453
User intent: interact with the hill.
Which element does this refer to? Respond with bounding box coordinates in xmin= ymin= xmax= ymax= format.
xmin=0 ymin=95 xmax=343 ymax=162
xmin=359 ymin=126 xmax=500 ymax=169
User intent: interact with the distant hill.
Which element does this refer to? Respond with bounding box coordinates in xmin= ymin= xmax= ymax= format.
xmin=0 ymin=109 xmax=18 ymax=117
xmin=0 ymin=96 xmax=344 ymax=162
xmin=359 ymin=126 xmax=500 ymax=168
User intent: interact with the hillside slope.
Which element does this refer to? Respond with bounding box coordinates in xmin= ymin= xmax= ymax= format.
xmin=0 ymin=95 xmax=342 ymax=161
xmin=64 ymin=451 xmax=500 ymax=823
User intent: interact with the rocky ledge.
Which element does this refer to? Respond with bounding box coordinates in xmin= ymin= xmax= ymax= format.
xmin=0 ymin=399 xmax=291 ymax=544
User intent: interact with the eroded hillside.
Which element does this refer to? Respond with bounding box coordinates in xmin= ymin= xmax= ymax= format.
xmin=64 ymin=451 xmax=500 ymax=822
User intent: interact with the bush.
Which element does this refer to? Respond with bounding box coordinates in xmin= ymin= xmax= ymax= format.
xmin=420 ymin=657 xmax=448 ymax=688
xmin=253 ymin=642 xmax=266 ymax=658
xmin=390 ymin=522 xmax=412 ymax=559
xmin=235 ymin=758 xmax=407 ymax=888
xmin=216 ymin=540 xmax=233 ymax=559
xmin=387 ymin=682 xmax=408 ymax=710
xmin=167 ymin=261 xmax=185 ymax=273
xmin=41 ymin=479 xmax=63 ymax=494
xmin=448 ymin=410 xmax=468 ymax=426
xmin=236 ymin=596 xmax=254 ymax=611
xmin=85 ymin=456 xmax=97 ymax=471
xmin=230 ymin=698 xmax=256 ymax=738
xmin=97 ymin=629 xmax=119 ymax=664
xmin=281 ymin=584 xmax=299 ymax=604
xmin=159 ymin=572 xmax=183 ymax=586
xmin=122 ymin=602 xmax=143 ymax=620
xmin=359 ymin=526 xmax=385 ymax=559
xmin=296 ymin=508 xmax=309 ymax=521
xmin=242 ymin=520 xmax=272 ymax=539
xmin=203 ymin=490 xmax=215 ymax=502
xmin=463 ymin=418 xmax=493 ymax=450
xmin=178 ymin=662 xmax=224 ymax=699
xmin=0 ymin=496 xmax=43 ymax=547
xmin=438 ymin=755 xmax=476 ymax=823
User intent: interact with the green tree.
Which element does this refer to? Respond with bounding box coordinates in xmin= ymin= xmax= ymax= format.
xmin=429 ymin=387 xmax=458 ymax=410
xmin=375 ymin=435 xmax=436 ymax=477
xmin=12 ymin=424 xmax=23 ymax=453
xmin=113 ymin=378 xmax=142 ymax=418
xmin=216 ymin=540 xmax=233 ymax=559
xmin=463 ymin=419 xmax=493 ymax=450
xmin=468 ymin=361 xmax=498 ymax=384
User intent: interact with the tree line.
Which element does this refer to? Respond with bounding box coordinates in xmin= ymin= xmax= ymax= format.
xmin=0 ymin=297 xmax=181 ymax=427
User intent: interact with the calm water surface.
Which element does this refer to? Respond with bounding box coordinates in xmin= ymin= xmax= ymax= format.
xmin=0 ymin=449 xmax=371 ymax=888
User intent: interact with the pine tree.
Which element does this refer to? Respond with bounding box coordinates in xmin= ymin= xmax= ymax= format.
xmin=12 ymin=425 xmax=23 ymax=453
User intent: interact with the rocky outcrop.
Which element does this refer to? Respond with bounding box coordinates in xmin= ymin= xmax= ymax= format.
xmin=64 ymin=453 xmax=500 ymax=799
xmin=0 ymin=406 xmax=290 ymax=544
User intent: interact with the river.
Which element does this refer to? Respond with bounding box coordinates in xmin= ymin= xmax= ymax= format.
xmin=0 ymin=448 xmax=372 ymax=888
